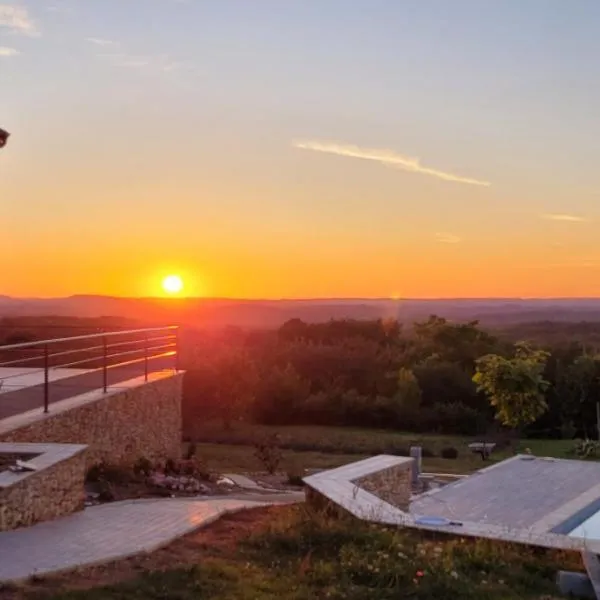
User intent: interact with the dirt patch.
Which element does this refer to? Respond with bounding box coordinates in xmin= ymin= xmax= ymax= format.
xmin=0 ymin=505 xmax=287 ymax=599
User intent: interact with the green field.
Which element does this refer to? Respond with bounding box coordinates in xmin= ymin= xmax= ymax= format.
xmin=188 ymin=421 xmax=576 ymax=476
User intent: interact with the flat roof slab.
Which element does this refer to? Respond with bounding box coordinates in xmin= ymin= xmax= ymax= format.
xmin=0 ymin=368 xmax=92 ymax=394
xmin=411 ymin=455 xmax=600 ymax=530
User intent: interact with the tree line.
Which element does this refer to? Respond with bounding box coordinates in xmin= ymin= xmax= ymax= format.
xmin=181 ymin=316 xmax=600 ymax=440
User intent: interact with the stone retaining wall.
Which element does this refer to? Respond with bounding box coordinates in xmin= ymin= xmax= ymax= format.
xmin=354 ymin=462 xmax=412 ymax=511
xmin=0 ymin=444 xmax=87 ymax=531
xmin=0 ymin=373 xmax=183 ymax=468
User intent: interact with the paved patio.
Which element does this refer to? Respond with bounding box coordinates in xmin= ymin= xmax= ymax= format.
xmin=0 ymin=493 xmax=303 ymax=582
xmin=411 ymin=455 xmax=600 ymax=532
xmin=0 ymin=359 xmax=175 ymax=420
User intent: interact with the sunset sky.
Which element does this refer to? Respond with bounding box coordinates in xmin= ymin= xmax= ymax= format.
xmin=2 ymin=0 xmax=600 ymax=298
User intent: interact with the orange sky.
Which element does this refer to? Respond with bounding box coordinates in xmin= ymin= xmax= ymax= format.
xmin=2 ymin=2 xmax=600 ymax=299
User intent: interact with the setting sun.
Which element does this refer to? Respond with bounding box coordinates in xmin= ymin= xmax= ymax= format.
xmin=162 ymin=274 xmax=184 ymax=295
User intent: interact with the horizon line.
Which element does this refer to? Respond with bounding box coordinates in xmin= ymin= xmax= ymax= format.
xmin=3 ymin=294 xmax=600 ymax=302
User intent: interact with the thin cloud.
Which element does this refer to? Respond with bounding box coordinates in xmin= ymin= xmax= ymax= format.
xmin=541 ymin=213 xmax=588 ymax=223
xmin=86 ymin=37 xmax=119 ymax=47
xmin=0 ymin=4 xmax=38 ymax=36
xmin=435 ymin=232 xmax=461 ymax=244
xmin=0 ymin=45 xmax=18 ymax=56
xmin=97 ymin=51 xmax=185 ymax=72
xmin=293 ymin=140 xmax=491 ymax=187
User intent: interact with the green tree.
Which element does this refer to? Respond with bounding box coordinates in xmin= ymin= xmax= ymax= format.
xmin=560 ymin=354 xmax=600 ymax=437
xmin=473 ymin=342 xmax=550 ymax=429
xmin=413 ymin=315 xmax=501 ymax=369
xmin=395 ymin=367 xmax=422 ymax=410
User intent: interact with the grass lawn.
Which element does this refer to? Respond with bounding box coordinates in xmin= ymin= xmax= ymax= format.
xmin=187 ymin=421 xmax=577 ymax=476
xmin=6 ymin=505 xmax=580 ymax=600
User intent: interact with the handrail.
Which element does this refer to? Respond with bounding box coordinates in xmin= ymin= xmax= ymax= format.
xmin=0 ymin=326 xmax=179 ymax=415
xmin=0 ymin=326 xmax=177 ymax=351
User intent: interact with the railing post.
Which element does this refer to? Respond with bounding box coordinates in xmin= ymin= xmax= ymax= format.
xmin=144 ymin=333 xmax=149 ymax=381
xmin=174 ymin=327 xmax=179 ymax=373
xmin=102 ymin=336 xmax=108 ymax=393
xmin=43 ymin=344 xmax=49 ymax=413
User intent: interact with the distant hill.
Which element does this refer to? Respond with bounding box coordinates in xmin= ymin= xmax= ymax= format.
xmin=2 ymin=295 xmax=600 ymax=328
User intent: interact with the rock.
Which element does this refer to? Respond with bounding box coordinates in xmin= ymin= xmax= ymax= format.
xmin=216 ymin=476 xmax=235 ymax=487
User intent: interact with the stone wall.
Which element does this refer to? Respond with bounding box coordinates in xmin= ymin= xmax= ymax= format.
xmin=354 ymin=462 xmax=412 ymax=510
xmin=0 ymin=449 xmax=86 ymax=531
xmin=0 ymin=373 xmax=183 ymax=468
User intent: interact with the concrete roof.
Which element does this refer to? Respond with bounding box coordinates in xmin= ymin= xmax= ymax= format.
xmin=411 ymin=454 xmax=600 ymax=532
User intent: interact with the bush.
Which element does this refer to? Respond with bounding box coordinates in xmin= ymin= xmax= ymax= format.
xmin=159 ymin=457 xmax=212 ymax=480
xmin=184 ymin=442 xmax=198 ymax=460
xmin=254 ymin=434 xmax=283 ymax=474
xmin=133 ymin=456 xmax=153 ymax=477
xmin=286 ymin=460 xmax=306 ymax=486
xmin=85 ymin=461 xmax=134 ymax=485
xmin=574 ymin=438 xmax=600 ymax=458
xmin=441 ymin=446 xmax=459 ymax=459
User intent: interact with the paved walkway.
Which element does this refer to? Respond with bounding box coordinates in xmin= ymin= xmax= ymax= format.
xmin=0 ymin=493 xmax=303 ymax=582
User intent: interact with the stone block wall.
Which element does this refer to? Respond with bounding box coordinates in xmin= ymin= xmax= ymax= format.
xmin=0 ymin=450 xmax=86 ymax=531
xmin=354 ymin=461 xmax=412 ymax=510
xmin=0 ymin=373 xmax=183 ymax=468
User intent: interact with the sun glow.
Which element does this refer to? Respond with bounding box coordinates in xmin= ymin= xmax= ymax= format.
xmin=162 ymin=274 xmax=184 ymax=295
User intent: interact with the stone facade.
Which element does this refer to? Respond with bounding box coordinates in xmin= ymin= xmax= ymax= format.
xmin=305 ymin=486 xmax=349 ymax=518
xmin=354 ymin=462 xmax=412 ymax=510
xmin=0 ymin=446 xmax=87 ymax=531
xmin=0 ymin=373 xmax=183 ymax=468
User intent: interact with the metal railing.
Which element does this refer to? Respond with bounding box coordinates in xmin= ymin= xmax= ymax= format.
xmin=0 ymin=326 xmax=179 ymax=414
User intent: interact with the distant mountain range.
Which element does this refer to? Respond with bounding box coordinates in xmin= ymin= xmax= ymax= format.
xmin=2 ymin=295 xmax=600 ymax=328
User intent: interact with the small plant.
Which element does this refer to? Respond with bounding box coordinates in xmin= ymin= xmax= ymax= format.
xmin=286 ymin=460 xmax=306 ymax=486
xmin=165 ymin=458 xmax=178 ymax=475
xmin=574 ymin=438 xmax=600 ymax=459
xmin=96 ymin=479 xmax=115 ymax=502
xmin=254 ymin=434 xmax=283 ymax=474
xmin=133 ymin=456 xmax=153 ymax=477
xmin=184 ymin=442 xmax=198 ymax=460
xmin=85 ymin=461 xmax=133 ymax=485
xmin=441 ymin=446 xmax=459 ymax=459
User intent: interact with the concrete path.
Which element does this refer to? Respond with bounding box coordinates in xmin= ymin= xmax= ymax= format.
xmin=0 ymin=493 xmax=304 ymax=582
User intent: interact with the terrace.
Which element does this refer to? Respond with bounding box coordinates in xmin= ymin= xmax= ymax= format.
xmin=0 ymin=327 xmax=184 ymax=531
xmin=0 ymin=326 xmax=179 ymax=420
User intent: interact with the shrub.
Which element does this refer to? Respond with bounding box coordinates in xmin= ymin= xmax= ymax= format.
xmin=85 ymin=461 xmax=133 ymax=485
xmin=574 ymin=438 xmax=600 ymax=458
xmin=96 ymin=479 xmax=115 ymax=502
xmin=184 ymin=442 xmax=198 ymax=460
xmin=254 ymin=434 xmax=283 ymax=474
xmin=441 ymin=446 xmax=459 ymax=459
xmin=133 ymin=456 xmax=153 ymax=477
xmin=286 ymin=461 xmax=306 ymax=486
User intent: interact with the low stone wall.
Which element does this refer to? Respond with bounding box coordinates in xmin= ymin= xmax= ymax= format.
xmin=0 ymin=373 xmax=183 ymax=468
xmin=353 ymin=462 xmax=412 ymax=511
xmin=0 ymin=443 xmax=87 ymax=531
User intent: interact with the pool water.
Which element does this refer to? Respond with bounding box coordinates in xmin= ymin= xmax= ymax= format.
xmin=569 ymin=510 xmax=600 ymax=541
